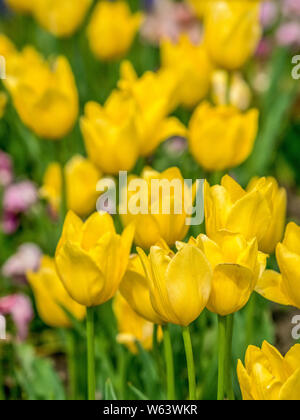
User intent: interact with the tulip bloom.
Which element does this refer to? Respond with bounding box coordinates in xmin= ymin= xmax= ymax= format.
xmin=137 ymin=243 xmax=212 ymax=326
xmin=120 ymin=167 xmax=194 ymax=249
xmin=205 ymin=175 xmax=273 ymax=245
xmin=87 ymin=1 xmax=143 ymax=61
xmin=55 ymin=211 xmax=134 ymax=307
xmin=113 ymin=293 xmax=162 ymax=354
xmin=204 ymin=0 xmax=262 ymax=70
xmin=40 ymin=156 xmax=102 ymax=217
xmin=119 ymin=61 xmax=186 ymax=156
xmin=187 ymin=232 xmax=267 ymax=316
xmin=0 ymin=294 xmax=33 ymax=341
xmin=4 ymin=47 xmax=78 ymax=140
xmin=238 ymin=341 xmax=300 ymax=400
xmin=160 ymin=35 xmax=213 ymax=108
xmin=189 ymin=102 xmax=259 ymax=171
xmin=247 ymin=177 xmax=287 ymax=254
xmin=80 ymin=91 xmax=140 ymax=174
xmin=256 ymin=222 xmax=300 ymax=309
xmin=120 ymin=254 xmax=164 ymax=325
xmin=32 ymin=0 xmax=92 ymax=38
xmin=27 ymin=256 xmax=86 ymax=328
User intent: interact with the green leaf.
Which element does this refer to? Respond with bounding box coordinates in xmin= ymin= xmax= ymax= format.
xmin=104 ymin=378 xmax=118 ymax=401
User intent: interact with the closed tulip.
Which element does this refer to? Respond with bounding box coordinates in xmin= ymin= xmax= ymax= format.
xmin=33 ymin=0 xmax=92 ymax=38
xmin=137 ymin=243 xmax=212 ymax=326
xmin=80 ymin=91 xmax=140 ymax=174
xmin=4 ymin=0 xmax=33 ymax=13
xmin=256 ymin=222 xmax=300 ymax=309
xmin=247 ymin=177 xmax=287 ymax=254
xmin=113 ymin=293 xmax=162 ymax=354
xmin=120 ymin=167 xmax=194 ymax=249
xmin=87 ymin=1 xmax=143 ymax=61
xmin=204 ymin=0 xmax=262 ymax=70
xmin=4 ymin=47 xmax=78 ymax=140
xmin=40 ymin=156 xmax=102 ymax=217
xmin=160 ymin=35 xmax=213 ymax=108
xmin=119 ymin=61 xmax=186 ymax=156
xmin=205 ymin=175 xmax=273 ymax=245
xmin=55 ymin=211 xmax=134 ymax=307
xmin=238 ymin=341 xmax=300 ymax=400
xmin=189 ymin=102 xmax=259 ymax=171
xmin=120 ymin=254 xmax=164 ymax=325
xmin=187 ymin=231 xmax=267 ymax=316
xmin=27 ymin=256 xmax=86 ymax=328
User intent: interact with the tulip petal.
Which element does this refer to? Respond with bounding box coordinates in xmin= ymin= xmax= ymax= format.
xmin=56 ymin=210 xmax=83 ymax=254
xmin=237 ymin=360 xmax=254 ymax=400
xmin=261 ymin=341 xmax=289 ymax=383
xmin=81 ymin=211 xmax=115 ymax=251
xmin=221 ymin=174 xmax=246 ymax=203
xmin=165 ymin=245 xmax=212 ymax=326
xmin=284 ymin=344 xmax=300 ymax=374
xmin=255 ymin=270 xmax=294 ymax=306
xmin=279 ymin=368 xmax=300 ymax=400
xmin=283 ymin=222 xmax=300 ymax=254
xmin=56 ymin=241 xmax=104 ymax=307
xmin=277 ymin=243 xmax=300 ymax=308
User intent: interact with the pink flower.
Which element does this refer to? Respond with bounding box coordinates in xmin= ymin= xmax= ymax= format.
xmin=0 ymin=294 xmax=33 ymax=341
xmin=256 ymin=38 xmax=273 ymax=58
xmin=0 ymin=151 xmax=13 ymax=187
xmin=276 ymin=21 xmax=300 ymax=46
xmin=164 ymin=136 xmax=187 ymax=157
xmin=3 ymin=181 xmax=38 ymax=214
xmin=2 ymin=243 xmax=42 ymax=282
xmin=283 ymin=0 xmax=300 ymax=17
xmin=260 ymin=1 xmax=278 ymax=28
xmin=2 ymin=211 xmax=20 ymax=234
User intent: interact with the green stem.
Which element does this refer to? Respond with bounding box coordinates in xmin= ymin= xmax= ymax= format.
xmin=182 ymin=326 xmax=196 ymax=400
xmin=0 ymin=344 xmax=4 ymax=400
xmin=163 ymin=325 xmax=175 ymax=400
xmin=66 ymin=330 xmax=77 ymax=400
xmin=246 ymin=294 xmax=256 ymax=348
xmin=217 ymin=315 xmax=226 ymax=401
xmin=225 ymin=315 xmax=235 ymax=401
xmin=86 ymin=307 xmax=96 ymax=401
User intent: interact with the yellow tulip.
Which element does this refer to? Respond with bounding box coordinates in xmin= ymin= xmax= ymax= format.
xmin=87 ymin=1 xmax=143 ymax=61
xmin=40 ymin=156 xmax=102 ymax=217
xmin=205 ymin=175 xmax=273 ymax=245
xmin=80 ymin=91 xmax=140 ymax=174
xmin=237 ymin=341 xmax=300 ymax=400
xmin=55 ymin=211 xmax=134 ymax=307
xmin=186 ymin=231 xmax=267 ymax=316
xmin=113 ymin=293 xmax=162 ymax=354
xmin=120 ymin=167 xmax=193 ymax=249
xmin=204 ymin=0 xmax=262 ymax=70
xmin=4 ymin=47 xmax=78 ymax=140
xmin=32 ymin=0 xmax=92 ymax=38
xmin=160 ymin=35 xmax=213 ymax=109
xmin=256 ymin=222 xmax=300 ymax=309
xmin=247 ymin=177 xmax=287 ymax=254
xmin=4 ymin=0 xmax=33 ymax=13
xmin=119 ymin=61 xmax=186 ymax=156
xmin=137 ymin=243 xmax=212 ymax=326
xmin=189 ymin=102 xmax=259 ymax=171
xmin=211 ymin=70 xmax=252 ymax=111
xmin=120 ymin=254 xmax=164 ymax=325
xmin=27 ymin=256 xmax=86 ymax=328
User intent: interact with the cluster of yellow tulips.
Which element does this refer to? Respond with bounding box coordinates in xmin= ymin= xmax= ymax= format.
xmin=0 ymin=0 xmax=298 ymax=401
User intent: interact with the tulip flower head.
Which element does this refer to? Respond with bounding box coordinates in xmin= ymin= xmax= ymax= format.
xmin=28 ymin=256 xmax=86 ymax=328
xmin=205 ymin=175 xmax=273 ymax=245
xmin=113 ymin=292 xmax=162 ymax=354
xmin=55 ymin=211 xmax=134 ymax=307
xmin=160 ymin=35 xmax=213 ymax=108
xmin=33 ymin=0 xmax=92 ymax=38
xmin=87 ymin=1 xmax=143 ymax=61
xmin=256 ymin=222 xmax=300 ymax=309
xmin=120 ymin=167 xmax=194 ymax=249
xmin=137 ymin=242 xmax=212 ymax=326
xmin=204 ymin=0 xmax=262 ymax=70
xmin=119 ymin=61 xmax=186 ymax=156
xmin=185 ymin=231 xmax=267 ymax=316
xmin=189 ymin=102 xmax=259 ymax=171
xmin=4 ymin=47 xmax=78 ymax=140
xmin=0 ymin=294 xmax=33 ymax=341
xmin=238 ymin=341 xmax=300 ymax=400
xmin=80 ymin=91 xmax=140 ymax=174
